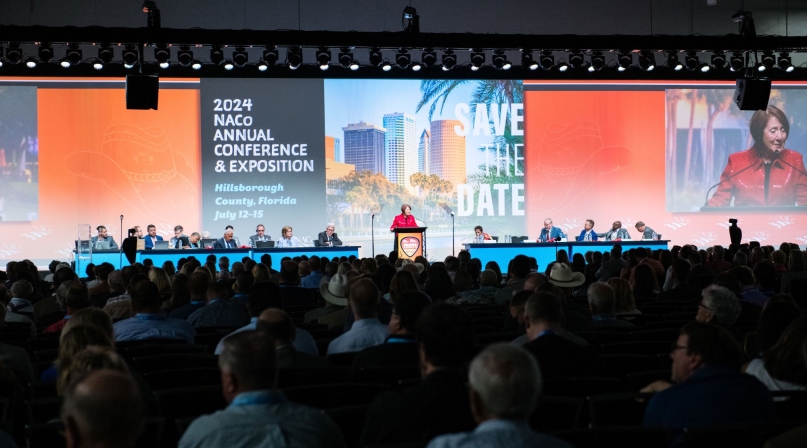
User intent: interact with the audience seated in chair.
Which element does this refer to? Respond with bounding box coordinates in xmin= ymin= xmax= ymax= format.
xmin=351 ymin=290 xmax=430 ymax=373
xmin=327 ymin=278 xmax=389 ymax=355
xmin=168 ymin=272 xmax=210 ymax=320
xmin=743 ymin=316 xmax=807 ymax=397
xmin=187 ymin=281 xmax=250 ymax=328
xmin=256 ymin=309 xmax=328 ymax=369
xmin=113 ymin=281 xmax=196 ymax=345
xmin=215 ymin=282 xmax=319 ymax=357
xmin=426 ymin=344 xmax=573 ymax=448
xmin=595 ymin=245 xmax=627 ymax=282
xmin=362 ymin=302 xmax=477 ymax=446
xmin=659 ymin=259 xmax=699 ymax=300
xmin=523 ymin=292 xmax=600 ymax=378
xmin=62 ymin=369 xmax=145 ymax=448
xmin=229 ymin=271 xmax=253 ymax=312
xmin=45 ymin=282 xmax=91 ymax=334
xmin=494 ymin=255 xmax=531 ymax=305
xmin=179 ymin=331 xmax=345 ymax=448
xmin=0 ymin=305 xmax=36 ymax=385
xmin=695 ymin=285 xmax=742 ymax=332
xmin=588 ymin=283 xmax=636 ymax=329
xmin=641 ymin=322 xmax=776 ymax=444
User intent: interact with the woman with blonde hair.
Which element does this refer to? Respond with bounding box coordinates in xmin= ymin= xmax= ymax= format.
xmin=61 ymin=308 xmax=114 ymax=341
xmin=608 ymin=277 xmax=641 ymax=315
xmin=148 ymin=267 xmax=172 ymax=298
xmin=41 ymin=325 xmax=114 ymax=385
xmin=252 ymin=263 xmax=272 ymax=284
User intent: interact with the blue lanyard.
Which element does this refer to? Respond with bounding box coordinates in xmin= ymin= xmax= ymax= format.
xmin=135 ymin=313 xmax=166 ymax=321
xmin=387 ymin=337 xmax=416 ymax=344
xmin=190 ymin=301 xmax=205 ymax=305
xmin=536 ymin=329 xmax=556 ymax=339
xmin=230 ymin=391 xmax=286 ymax=407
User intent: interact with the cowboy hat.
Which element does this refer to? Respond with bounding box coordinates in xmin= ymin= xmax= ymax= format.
xmin=320 ymin=274 xmax=348 ymax=306
xmin=401 ymin=259 xmax=425 ymax=275
xmin=548 ymin=263 xmax=586 ymax=288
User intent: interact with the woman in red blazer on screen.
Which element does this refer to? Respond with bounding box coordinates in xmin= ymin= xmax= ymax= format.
xmin=390 ymin=204 xmax=417 ymax=231
xmin=707 ymin=105 xmax=807 ymax=207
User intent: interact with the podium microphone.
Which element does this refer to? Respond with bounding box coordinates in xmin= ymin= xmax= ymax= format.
xmin=703 ymin=160 xmax=759 ymax=206
xmin=773 ymin=149 xmax=807 ymax=177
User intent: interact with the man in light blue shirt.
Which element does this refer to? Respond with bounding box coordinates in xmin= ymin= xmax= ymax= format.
xmin=179 ymin=331 xmax=345 ymax=448
xmin=113 ymin=281 xmax=196 ymax=345
xmin=426 ymin=344 xmax=572 ymax=448
xmin=327 ymin=279 xmax=389 ymax=355
xmin=214 ymin=282 xmax=318 ymax=356
xmin=187 ymin=282 xmax=249 ymax=328
xmin=299 ymin=256 xmax=326 ymax=289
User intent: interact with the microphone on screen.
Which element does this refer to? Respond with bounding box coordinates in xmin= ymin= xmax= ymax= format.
xmin=773 ymin=149 xmax=807 ymax=177
xmin=703 ymin=160 xmax=759 ymax=207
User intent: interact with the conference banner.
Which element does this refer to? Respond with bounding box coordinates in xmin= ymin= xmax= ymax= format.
xmin=1 ymin=77 xmax=806 ymax=267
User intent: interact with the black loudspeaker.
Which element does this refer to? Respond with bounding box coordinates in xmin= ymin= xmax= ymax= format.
xmin=126 ymin=74 xmax=159 ymax=110
xmin=734 ymin=78 xmax=771 ymax=111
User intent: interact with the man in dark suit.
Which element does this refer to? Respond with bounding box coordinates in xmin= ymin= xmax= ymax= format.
xmin=361 ymin=303 xmax=476 ymax=446
xmin=143 ymin=224 xmax=163 ymax=250
xmin=256 ymin=308 xmax=327 ymax=369
xmin=248 ymin=224 xmax=272 ymax=247
xmin=523 ymin=292 xmax=601 ymax=378
xmin=213 ymin=229 xmax=238 ymax=249
xmin=660 ymin=259 xmax=700 ymax=301
xmin=317 ymin=224 xmax=343 ymax=246
xmin=350 ymin=290 xmax=431 ymax=374
xmin=595 ymin=244 xmax=627 ymax=282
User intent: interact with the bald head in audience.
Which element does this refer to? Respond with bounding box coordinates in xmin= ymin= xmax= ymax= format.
xmin=61 ymin=369 xmax=144 ymax=448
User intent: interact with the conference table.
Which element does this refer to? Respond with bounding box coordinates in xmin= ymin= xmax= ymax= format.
xmin=73 ymin=246 xmax=361 ymax=275
xmin=461 ymin=240 xmax=669 ymax=273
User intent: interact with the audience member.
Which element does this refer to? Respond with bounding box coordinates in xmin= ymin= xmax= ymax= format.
xmin=351 ymin=290 xmax=431 ymax=372
xmin=0 ymin=284 xmax=35 ymax=334
xmin=494 ymin=255 xmax=530 ymax=304
xmin=168 ymin=272 xmax=210 ymax=319
xmin=41 ymin=324 xmax=114 ymax=384
xmin=328 ymin=279 xmax=388 ymax=355
xmin=523 ymin=292 xmax=600 ymax=378
xmin=659 ymin=259 xmax=699 ymax=300
xmin=0 ymin=305 xmax=35 ymax=385
xmin=706 ymin=245 xmax=733 ymax=274
xmin=45 ymin=282 xmax=90 ymax=333
xmin=8 ymin=279 xmax=34 ymax=313
xmin=427 ymin=344 xmax=572 ymax=448
xmin=642 ymin=322 xmax=776 ymax=440
xmin=87 ymin=264 xmax=113 ymax=297
xmin=230 ymin=271 xmax=254 ymax=311
xmin=588 ymin=283 xmax=635 ymax=328
xmin=215 ymin=281 xmax=318 ymax=356
xmin=631 ymin=263 xmax=660 ymax=299
xmin=753 ymin=261 xmax=778 ymax=301
xmin=746 ymin=301 xmax=800 ymax=358
xmin=278 ymin=260 xmax=313 ymax=306
xmin=305 ymin=274 xmax=348 ymax=324
xmin=686 ymin=251 xmax=712 ymax=290
xmin=636 ymin=247 xmax=665 ymax=275
xmin=744 ymin=316 xmax=807 ymax=395
xmin=187 ymin=281 xmax=250 ymax=328
xmin=57 ymin=345 xmax=129 ymax=395
xmin=608 ymin=278 xmax=640 ymax=315
xmin=595 ymin=244 xmax=627 ymax=282
xmin=113 ymin=281 xmax=196 ymax=345
xmin=425 ymin=264 xmax=456 ymax=302
xmin=362 ymin=302 xmax=476 ymax=446
xmin=179 ymin=331 xmax=345 ymax=448
xmin=256 ymin=309 xmax=327 ymax=368
xmin=299 ymin=256 xmax=325 ymax=288
xmin=61 ymin=370 xmax=145 ymax=448
xmin=696 ymin=285 xmax=742 ymax=331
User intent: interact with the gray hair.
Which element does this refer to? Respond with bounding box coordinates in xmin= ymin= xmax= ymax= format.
xmin=10 ymin=279 xmax=33 ymax=300
xmin=468 ymin=344 xmax=542 ymax=420
xmin=544 ymin=218 xmax=553 ymax=224
xmin=326 ymin=223 xmax=335 ymax=230
xmin=702 ymin=285 xmax=742 ymax=326
xmin=224 ymin=229 xmax=234 ymax=236
xmin=190 ymin=232 xmax=201 ymax=238
xmin=733 ymin=252 xmax=748 ymax=266
xmin=587 ymin=282 xmax=615 ymax=314
xmin=107 ymin=270 xmax=122 ymax=291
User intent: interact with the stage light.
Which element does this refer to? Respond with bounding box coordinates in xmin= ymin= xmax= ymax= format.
xmin=470 ymin=49 xmax=485 ymax=71
xmin=442 ymin=50 xmax=456 ymax=71
xmin=369 ymin=48 xmax=383 ymax=67
xmin=258 ymin=47 xmax=279 ymax=71
xmin=778 ymin=52 xmax=794 ymax=72
xmin=411 ymin=61 xmax=422 ymax=71
xmin=62 ymin=44 xmax=82 ymax=68
xmin=316 ymin=47 xmax=331 ymax=70
xmin=617 ymin=51 xmax=632 ymax=72
xmin=492 ymin=50 xmax=511 ymax=70
xmin=381 ymin=59 xmax=393 ymax=71
xmin=711 ymin=51 xmax=726 ymax=70
xmin=25 ymin=58 xmax=36 ymax=68
xmin=538 ymin=51 xmax=554 ymax=70
xmin=38 ymin=44 xmax=53 ymax=63
xmin=421 ymin=48 xmax=437 ymax=67
xmin=233 ymin=47 xmax=249 ymax=68
xmin=589 ymin=51 xmax=605 ymax=72
xmin=223 ymin=60 xmax=234 ymax=70
xmin=522 ymin=50 xmax=539 ymax=70
xmin=154 ymin=45 xmax=170 ymax=68
xmin=557 ymin=61 xmax=569 ymax=72
xmin=729 ymin=52 xmax=745 ymax=72
xmin=639 ymin=51 xmax=656 ymax=71
xmin=665 ymin=51 xmax=683 ymax=71
xmin=122 ymin=45 xmax=138 ymax=68
xmin=98 ymin=44 xmax=114 ymax=65
xmin=287 ymin=47 xmax=303 ymax=70
xmin=684 ymin=51 xmax=700 ymax=71
xmin=92 ymin=59 xmax=104 ymax=70
xmin=177 ymin=46 xmax=193 ymax=67
xmin=5 ymin=44 xmax=21 ymax=65
xmin=338 ymin=48 xmax=356 ymax=69
xmin=191 ymin=60 xmax=202 ymax=70
xmin=568 ymin=51 xmax=585 ymax=70
xmin=210 ymin=46 xmax=224 ymax=65
xmin=396 ymin=49 xmax=411 ymax=69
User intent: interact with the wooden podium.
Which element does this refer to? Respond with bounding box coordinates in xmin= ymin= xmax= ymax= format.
xmin=393 ymin=227 xmax=427 ymax=260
